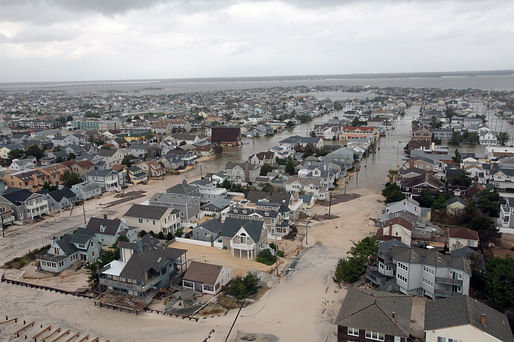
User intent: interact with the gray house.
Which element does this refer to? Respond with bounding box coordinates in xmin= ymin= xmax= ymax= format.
xmin=84 ymin=169 xmax=126 ymax=192
xmin=192 ymin=219 xmax=225 ymax=242
xmin=38 ymin=187 xmax=77 ymax=210
xmin=84 ymin=216 xmax=138 ymax=247
xmin=149 ymin=192 xmax=200 ymax=222
xmin=217 ymin=218 xmax=268 ymax=259
xmin=0 ymin=189 xmax=49 ymax=222
xmin=71 ymin=181 xmax=102 ymax=200
xmin=98 ymin=235 xmax=187 ymax=296
xmin=38 ymin=229 xmax=101 ymax=273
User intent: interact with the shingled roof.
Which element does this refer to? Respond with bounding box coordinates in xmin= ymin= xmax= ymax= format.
xmin=182 ymin=261 xmax=223 ymax=286
xmin=335 ymin=288 xmax=412 ymax=338
xmin=211 ymin=127 xmax=241 ymax=143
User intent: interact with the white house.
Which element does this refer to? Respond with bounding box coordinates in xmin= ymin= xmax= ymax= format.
xmin=181 ymin=261 xmax=232 ymax=295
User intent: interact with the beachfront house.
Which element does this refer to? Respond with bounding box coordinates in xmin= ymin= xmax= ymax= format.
xmin=181 ymin=261 xmax=232 ymax=295
xmin=149 ymin=193 xmax=200 ymax=223
xmin=71 ymin=181 xmax=102 ymax=201
xmin=123 ymin=204 xmax=181 ymax=234
xmin=216 ymin=218 xmax=268 ymax=259
xmin=84 ymin=215 xmax=138 ymax=247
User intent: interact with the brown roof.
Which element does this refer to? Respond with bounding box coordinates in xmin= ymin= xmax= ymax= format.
xmin=182 ymin=261 xmax=223 ymax=285
xmin=384 ymin=217 xmax=413 ymax=231
xmin=449 ymin=227 xmax=479 ymax=241
xmin=211 ymin=127 xmax=241 ymax=143
xmin=77 ymin=160 xmax=94 ymax=168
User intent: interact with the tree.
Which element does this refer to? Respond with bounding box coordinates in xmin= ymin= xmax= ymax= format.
xmin=42 ymin=182 xmax=58 ymax=191
xmin=8 ymin=149 xmax=25 ymax=160
xmin=452 ymin=148 xmax=462 ymax=164
xmin=256 ymin=249 xmax=277 ymax=265
xmin=467 ymin=216 xmax=500 ymax=246
xmin=260 ymin=163 xmax=273 ymax=177
xmin=229 ymin=273 xmax=260 ymax=300
xmin=334 ymin=256 xmax=367 ymax=283
xmin=381 ymin=183 xmax=405 ymax=203
xmin=138 ymin=230 xmax=147 ymax=237
xmin=350 ymin=236 xmax=378 ymax=264
xmin=484 ymin=257 xmax=514 ymax=312
xmin=418 ymin=189 xmax=434 ymax=207
xmin=67 ymin=153 xmax=76 ymax=161
xmin=497 ymin=132 xmax=510 ymax=146
xmin=175 ymin=229 xmax=183 ymax=237
xmin=25 ymin=145 xmax=44 ymax=160
xmin=445 ymin=107 xmax=456 ymax=119
xmin=285 ymin=160 xmax=296 ymax=175
xmin=60 ymin=171 xmax=81 ymax=187
xmin=452 ymin=172 xmax=472 ymax=188
xmin=122 ymin=156 xmax=134 ymax=167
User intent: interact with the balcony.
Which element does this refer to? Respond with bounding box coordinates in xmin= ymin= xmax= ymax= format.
xmin=100 ymin=276 xmax=160 ymax=293
xmin=436 ymin=277 xmax=462 ymax=286
xmin=434 ymin=287 xmax=454 ymax=297
xmin=230 ymin=240 xmax=255 ymax=251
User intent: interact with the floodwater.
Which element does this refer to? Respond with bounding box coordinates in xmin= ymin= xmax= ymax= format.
xmin=198 ymin=106 xmax=418 ymax=192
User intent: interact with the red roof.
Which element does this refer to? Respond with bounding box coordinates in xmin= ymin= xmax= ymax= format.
xmin=448 ymin=227 xmax=479 ymax=241
xmin=77 ymin=160 xmax=94 ymax=168
xmin=384 ymin=217 xmax=413 ymax=231
xmin=211 ymin=127 xmax=241 ymax=143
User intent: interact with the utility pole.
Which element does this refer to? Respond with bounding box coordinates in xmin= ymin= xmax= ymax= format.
xmin=328 ymin=193 xmax=332 ymax=216
xmin=305 ymin=218 xmax=309 ymax=246
xmin=82 ymin=202 xmax=86 ymax=225
xmin=275 ymin=231 xmax=279 ymax=277
xmin=200 ymin=165 xmax=203 ymax=179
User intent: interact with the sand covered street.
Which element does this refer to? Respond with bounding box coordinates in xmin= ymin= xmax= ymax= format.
xmin=1 ymin=189 xmax=384 ymax=342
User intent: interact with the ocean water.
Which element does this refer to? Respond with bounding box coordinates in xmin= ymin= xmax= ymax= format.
xmin=0 ymin=70 xmax=513 ymax=94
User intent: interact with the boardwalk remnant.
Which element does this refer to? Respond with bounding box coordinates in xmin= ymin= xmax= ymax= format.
xmin=51 ymin=329 xmax=70 ymax=342
xmin=14 ymin=321 xmax=35 ymax=337
xmin=33 ymin=325 xmax=52 ymax=340
xmin=42 ymin=328 xmax=61 ymax=341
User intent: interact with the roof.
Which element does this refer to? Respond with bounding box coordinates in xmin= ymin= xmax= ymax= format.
xmin=221 ymin=218 xmax=264 ymax=242
xmin=392 ymin=246 xmax=471 ymax=274
xmin=44 ymin=187 xmax=76 ymax=202
xmin=69 ymin=228 xmax=94 ymax=245
xmin=446 ymin=197 xmax=467 ymax=206
xmin=211 ymin=127 xmax=241 ymax=143
xmin=196 ymin=219 xmax=225 ymax=234
xmin=2 ymin=189 xmax=34 ymax=205
xmin=167 ymin=181 xmax=198 ymax=195
xmin=85 ymin=217 xmax=123 ymax=236
xmin=384 ymin=217 xmax=413 ymax=231
xmin=335 ymin=288 xmax=412 ymax=337
xmin=124 ymin=204 xmax=172 ymax=220
xmin=182 ymin=261 xmax=224 ymax=285
xmin=425 ymin=295 xmax=512 ymax=342
xmin=246 ymin=190 xmax=291 ymax=205
xmin=448 ymin=227 xmax=479 ymax=241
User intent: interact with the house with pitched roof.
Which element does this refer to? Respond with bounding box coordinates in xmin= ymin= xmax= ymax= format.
xmin=447 ymin=227 xmax=479 ymax=251
xmin=0 ymin=189 xmax=49 ymax=221
xmin=377 ymin=217 xmax=413 ymax=245
xmin=149 ymin=192 xmax=200 ymax=222
xmin=425 ymin=295 xmax=512 ymax=342
xmin=85 ymin=215 xmax=137 ymax=246
xmin=335 ymin=288 xmax=414 ymax=342
xmin=71 ymin=181 xmax=102 ymax=200
xmin=211 ymin=127 xmax=241 ymax=146
xmin=192 ymin=219 xmax=225 ymax=242
xmin=216 ymin=218 xmax=268 ymax=259
xmin=123 ymin=204 xmax=181 ymax=234
xmin=98 ymin=235 xmax=187 ymax=296
xmin=38 ymin=187 xmax=77 ymax=210
xmin=248 ymin=151 xmax=276 ymax=166
xmin=182 ymin=261 xmax=232 ymax=295
xmin=38 ymin=229 xmax=101 ymax=273
xmin=285 ymin=176 xmax=328 ymax=200
xmin=84 ymin=169 xmax=125 ymax=192
xmin=225 ymin=161 xmax=261 ymax=185
xmin=2 ymin=169 xmax=49 ymax=191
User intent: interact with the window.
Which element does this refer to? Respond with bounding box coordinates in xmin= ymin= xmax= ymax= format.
xmin=365 ymin=331 xmax=385 ymax=341
xmin=138 ymin=218 xmax=143 ymax=224
xmin=347 ymin=327 xmax=359 ymax=336
xmin=448 ymin=339 xmax=458 ymax=342
xmin=437 ymin=338 xmax=446 ymax=342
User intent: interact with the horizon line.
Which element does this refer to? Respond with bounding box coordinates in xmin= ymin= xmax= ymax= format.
xmin=1 ymin=68 xmax=513 ymax=86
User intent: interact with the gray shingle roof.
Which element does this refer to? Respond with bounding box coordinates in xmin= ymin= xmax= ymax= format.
xmin=392 ymin=246 xmax=471 ymax=274
xmin=425 ymin=295 xmax=512 ymax=342
xmin=221 ymin=218 xmax=264 ymax=242
xmin=182 ymin=261 xmax=223 ymax=285
xmin=124 ymin=204 xmax=173 ymax=220
xmin=85 ymin=217 xmax=123 ymax=236
xmin=196 ymin=219 xmax=225 ymax=234
xmin=335 ymin=288 xmax=412 ymax=337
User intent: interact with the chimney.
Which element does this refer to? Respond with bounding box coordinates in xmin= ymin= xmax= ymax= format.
xmin=103 ymin=214 xmax=107 ymax=220
xmin=481 ymin=314 xmax=487 ymax=326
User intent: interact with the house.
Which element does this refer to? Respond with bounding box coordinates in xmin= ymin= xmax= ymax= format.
xmin=211 ymin=127 xmax=241 ymax=146
xmin=0 ymin=144 xmax=24 ymax=160
xmin=399 ymin=173 xmax=444 ymax=197
xmin=410 ymin=156 xmax=438 ymax=172
xmin=97 ymin=148 xmax=127 ymax=167
xmin=340 ymin=126 xmax=380 ymax=143
xmin=38 ymin=229 xmax=101 ymax=273
xmin=39 ymin=187 xmax=76 ymax=210
xmin=224 ymin=206 xmax=290 ymax=239
xmin=0 ymin=201 xmax=16 ymax=227
xmin=165 ymin=148 xmax=196 ymax=166
xmin=248 ymin=151 xmax=276 ymax=166
xmin=425 ymin=295 xmax=512 ymax=342
xmin=377 ymin=217 xmax=413 ymax=245
xmin=448 ymin=227 xmax=479 ymax=251
xmin=84 ymin=169 xmax=125 ymax=192
xmin=285 ymin=176 xmax=328 ymax=200
xmin=225 ymin=162 xmax=261 ymax=185
xmin=0 ymin=189 xmax=49 ymax=221
xmin=490 ymin=168 xmax=514 ymax=190
xmin=216 ymin=218 xmax=268 ymax=259
xmin=335 ymin=288 xmax=413 ymax=342
xmin=182 ymin=261 xmax=232 ymax=295
xmin=323 ymin=147 xmax=355 ymax=171
xmin=98 ymin=235 xmax=187 ymax=297
xmin=383 ymin=198 xmax=422 ymax=220
xmin=479 ymin=130 xmax=497 ymax=146
xmin=278 ymin=135 xmax=324 ymax=150
xmin=432 ymin=128 xmax=453 ymax=141
xmin=51 ymin=134 xmax=81 ymax=147
xmin=60 ymin=160 xmax=94 ymax=176
xmin=2 ymin=169 xmax=49 ymax=191
xmin=160 ymin=153 xmax=185 ymax=171
xmin=39 ymin=164 xmax=70 ymax=186
xmin=392 ymin=245 xmax=471 ymax=298
xmin=128 ymin=166 xmax=147 ymax=184
xmin=297 ymin=159 xmax=341 ymax=188
xmin=192 ymin=219 xmax=225 ymax=242
xmin=167 ymin=180 xmax=200 ymax=196
xmin=128 ymin=143 xmax=151 ymax=158
xmin=9 ymin=157 xmax=37 ymax=170
xmin=411 ymin=127 xmax=432 ymax=142
xmin=123 ymin=204 xmax=181 ymax=234
xmin=136 ymin=160 xmax=165 ymax=178
xmin=85 ymin=216 xmax=137 ymax=247
xmin=149 ymin=193 xmax=200 ymax=222
xmin=499 ymin=197 xmax=514 ymax=228
xmin=445 ymin=197 xmax=467 ymax=215
xmin=366 ymin=239 xmax=409 ymax=291
xmin=71 ymin=181 xmax=102 ymax=200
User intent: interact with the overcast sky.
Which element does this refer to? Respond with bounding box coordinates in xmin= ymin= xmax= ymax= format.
xmin=0 ymin=0 xmax=512 ymax=82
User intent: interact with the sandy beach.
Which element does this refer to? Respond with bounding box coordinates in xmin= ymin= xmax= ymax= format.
xmin=1 ymin=188 xmax=384 ymax=342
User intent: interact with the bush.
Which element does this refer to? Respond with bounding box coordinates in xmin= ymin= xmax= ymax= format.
xmin=158 ymin=232 xmax=164 ymax=240
xmin=138 ymin=230 xmax=147 ymax=237
xmin=228 ymin=273 xmax=260 ymax=300
xmin=334 ymin=256 xmax=367 ymax=283
xmin=166 ymin=232 xmax=174 ymax=240
xmin=256 ymin=249 xmax=277 ymax=265
xmin=381 ymin=183 xmax=405 ymax=203
xmin=175 ymin=229 xmax=183 ymax=237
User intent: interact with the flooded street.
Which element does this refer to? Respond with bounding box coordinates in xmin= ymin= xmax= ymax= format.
xmin=198 ymin=105 xmax=418 ymax=192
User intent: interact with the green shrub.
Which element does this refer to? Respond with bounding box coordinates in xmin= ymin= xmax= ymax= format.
xmin=228 ymin=273 xmax=260 ymax=300
xmin=256 ymin=249 xmax=277 ymax=265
